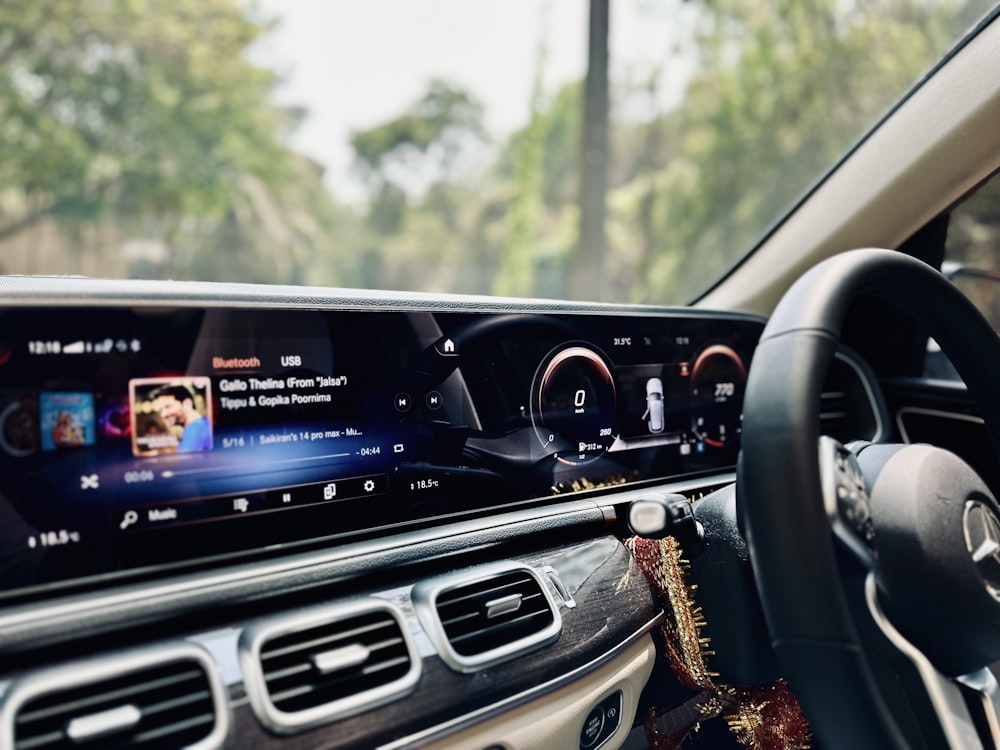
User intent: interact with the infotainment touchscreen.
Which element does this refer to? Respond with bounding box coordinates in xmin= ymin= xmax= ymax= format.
xmin=0 ymin=305 xmax=763 ymax=598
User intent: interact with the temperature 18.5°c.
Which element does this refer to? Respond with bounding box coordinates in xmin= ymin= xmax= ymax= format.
xmin=29 ymin=529 xmax=81 ymax=549
xmin=411 ymin=478 xmax=440 ymax=491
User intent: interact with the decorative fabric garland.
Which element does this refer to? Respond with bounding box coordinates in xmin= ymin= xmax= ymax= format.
xmin=627 ymin=536 xmax=812 ymax=750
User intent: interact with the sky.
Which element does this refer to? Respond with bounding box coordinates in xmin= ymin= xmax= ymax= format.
xmin=251 ymin=1 xmax=691 ymax=201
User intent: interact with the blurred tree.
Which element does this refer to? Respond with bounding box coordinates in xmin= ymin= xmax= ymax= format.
xmin=348 ymin=80 xmax=489 ymax=293
xmin=351 ymin=80 xmax=486 ymax=190
xmin=350 ymin=77 xmax=487 ymax=300
xmin=536 ymin=83 xmax=583 ymax=209
xmin=493 ymin=4 xmax=550 ymax=298
xmin=618 ymin=0 xmax=985 ymax=303
xmin=570 ymin=0 xmax=610 ymax=301
xmin=488 ymin=82 xmax=583 ymax=298
xmin=942 ymin=172 xmax=1000 ymax=328
xmin=948 ymin=173 xmax=1000 ymax=273
xmin=0 ymin=0 xmax=336 ymax=282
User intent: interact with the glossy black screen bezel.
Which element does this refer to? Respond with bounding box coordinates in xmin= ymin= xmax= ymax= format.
xmin=0 ymin=281 xmax=764 ymax=602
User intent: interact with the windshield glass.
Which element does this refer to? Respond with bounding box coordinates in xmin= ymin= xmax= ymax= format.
xmin=0 ymin=1 xmax=993 ymax=303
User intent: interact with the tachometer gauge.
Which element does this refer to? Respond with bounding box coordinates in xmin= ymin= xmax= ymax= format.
xmin=530 ymin=345 xmax=618 ymax=465
xmin=689 ymin=344 xmax=746 ymax=447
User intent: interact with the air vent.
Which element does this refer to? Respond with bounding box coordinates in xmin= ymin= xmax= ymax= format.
xmin=819 ymin=385 xmax=851 ymax=441
xmin=820 ymin=352 xmax=883 ymax=443
xmin=239 ymin=599 xmax=420 ymax=734
xmin=413 ymin=562 xmax=562 ymax=673
xmin=0 ymin=644 xmax=228 ymax=750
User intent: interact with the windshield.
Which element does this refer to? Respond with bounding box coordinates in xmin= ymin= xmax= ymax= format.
xmin=0 ymin=1 xmax=993 ymax=303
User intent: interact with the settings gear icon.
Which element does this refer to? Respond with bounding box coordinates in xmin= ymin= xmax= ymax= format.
xmin=363 ymin=479 xmax=376 ymax=493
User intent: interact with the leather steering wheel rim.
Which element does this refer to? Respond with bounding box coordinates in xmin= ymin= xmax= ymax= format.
xmin=739 ymin=247 xmax=1000 ymax=748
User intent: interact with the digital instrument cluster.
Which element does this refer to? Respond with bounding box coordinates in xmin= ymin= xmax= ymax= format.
xmin=0 ymin=304 xmax=763 ymax=598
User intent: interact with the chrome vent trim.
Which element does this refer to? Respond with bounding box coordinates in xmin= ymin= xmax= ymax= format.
xmin=896 ymin=405 xmax=985 ymax=444
xmin=239 ymin=599 xmax=420 ymax=734
xmin=0 ymin=643 xmax=228 ymax=750
xmin=413 ymin=562 xmax=562 ymax=674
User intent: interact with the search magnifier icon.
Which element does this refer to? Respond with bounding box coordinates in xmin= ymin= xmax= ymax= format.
xmin=119 ymin=510 xmax=139 ymax=530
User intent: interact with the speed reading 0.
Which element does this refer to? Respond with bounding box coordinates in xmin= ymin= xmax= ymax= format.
xmin=530 ymin=345 xmax=619 ymax=465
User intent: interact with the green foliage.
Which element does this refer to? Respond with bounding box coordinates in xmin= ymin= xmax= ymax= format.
xmin=948 ymin=173 xmax=1000 ymax=273
xmin=0 ymin=0 xmax=987 ymax=301
xmin=0 ymin=0 xmax=349 ymax=285
xmin=367 ymin=181 xmax=408 ymax=236
xmin=0 ymin=0 xmax=292 ymax=225
xmin=493 ymin=22 xmax=550 ymax=298
xmin=338 ymin=0 xmax=981 ymax=303
xmin=618 ymin=0 xmax=983 ymax=303
xmin=351 ymin=80 xmax=485 ymax=180
xmin=502 ymin=83 xmax=582 ymax=209
xmin=348 ymin=77 xmax=489 ymax=288
xmin=935 ymin=172 xmax=1000 ymax=328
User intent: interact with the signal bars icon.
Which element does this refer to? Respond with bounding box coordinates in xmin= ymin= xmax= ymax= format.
xmin=62 ymin=339 xmax=142 ymax=354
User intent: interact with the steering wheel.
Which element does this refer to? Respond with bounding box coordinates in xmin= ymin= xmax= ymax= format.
xmin=740 ymin=248 xmax=1000 ymax=748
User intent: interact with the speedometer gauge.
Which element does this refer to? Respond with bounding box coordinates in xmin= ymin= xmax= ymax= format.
xmin=689 ymin=344 xmax=747 ymax=447
xmin=530 ymin=345 xmax=618 ymax=465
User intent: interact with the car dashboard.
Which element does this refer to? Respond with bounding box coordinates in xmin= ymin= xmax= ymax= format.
xmin=0 ymin=278 xmax=887 ymax=750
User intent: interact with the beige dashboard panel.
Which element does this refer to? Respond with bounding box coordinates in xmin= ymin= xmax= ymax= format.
xmin=420 ymin=635 xmax=656 ymax=750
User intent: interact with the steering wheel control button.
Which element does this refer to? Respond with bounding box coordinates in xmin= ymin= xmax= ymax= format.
xmin=425 ymin=391 xmax=442 ymax=410
xmin=394 ymin=393 xmax=412 ymax=412
xmin=819 ymin=437 xmax=876 ymax=564
xmin=579 ymin=690 xmax=623 ymax=750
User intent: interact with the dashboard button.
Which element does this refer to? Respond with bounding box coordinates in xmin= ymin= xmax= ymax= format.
xmin=116 ymin=508 xmax=141 ymax=531
xmin=435 ymin=338 xmax=459 ymax=356
xmin=579 ymin=705 xmax=605 ymax=749
xmin=579 ymin=690 xmax=623 ymax=750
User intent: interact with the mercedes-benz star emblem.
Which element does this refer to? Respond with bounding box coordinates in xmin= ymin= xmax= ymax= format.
xmin=963 ymin=499 xmax=1000 ymax=598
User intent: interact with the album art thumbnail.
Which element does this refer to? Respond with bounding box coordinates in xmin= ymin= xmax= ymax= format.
xmin=0 ymin=391 xmax=39 ymax=458
xmin=130 ymin=377 xmax=213 ymax=457
xmin=40 ymin=392 xmax=96 ymax=452
xmin=99 ymin=396 xmax=131 ymax=439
